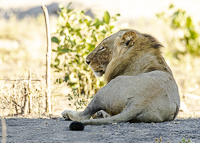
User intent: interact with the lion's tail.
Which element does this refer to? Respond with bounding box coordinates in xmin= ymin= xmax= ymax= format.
xmin=69 ymin=108 xmax=138 ymax=131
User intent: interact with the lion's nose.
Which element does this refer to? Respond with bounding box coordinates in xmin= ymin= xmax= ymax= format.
xmin=86 ymin=60 xmax=90 ymax=65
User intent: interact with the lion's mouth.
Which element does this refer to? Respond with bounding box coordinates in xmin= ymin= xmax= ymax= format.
xmin=97 ymin=70 xmax=104 ymax=73
xmin=93 ymin=70 xmax=104 ymax=77
xmin=89 ymin=65 xmax=106 ymax=77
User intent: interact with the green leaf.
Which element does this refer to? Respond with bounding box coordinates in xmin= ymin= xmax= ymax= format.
xmin=94 ymin=18 xmax=103 ymax=28
xmin=110 ymin=25 xmax=114 ymax=31
xmin=169 ymin=4 xmax=174 ymax=9
xmin=51 ymin=37 xmax=59 ymax=44
xmin=87 ymin=44 xmax=95 ymax=51
xmin=103 ymin=11 xmax=110 ymax=24
xmin=65 ymin=75 xmax=70 ymax=82
xmin=61 ymin=48 xmax=71 ymax=53
xmin=101 ymin=30 xmax=106 ymax=34
xmin=55 ymin=58 xmax=60 ymax=65
xmin=116 ymin=13 xmax=120 ymax=16
xmin=58 ymin=4 xmax=64 ymax=9
xmin=67 ymin=2 xmax=72 ymax=9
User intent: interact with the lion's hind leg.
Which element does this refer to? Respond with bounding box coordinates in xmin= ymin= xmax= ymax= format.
xmin=79 ymin=105 xmax=142 ymax=126
xmin=97 ymin=110 xmax=111 ymax=118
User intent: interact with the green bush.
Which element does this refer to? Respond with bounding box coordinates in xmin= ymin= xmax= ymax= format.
xmin=157 ymin=4 xmax=200 ymax=57
xmin=51 ymin=3 xmax=120 ymax=110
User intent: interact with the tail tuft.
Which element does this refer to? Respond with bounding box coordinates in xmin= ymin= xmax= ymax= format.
xmin=69 ymin=121 xmax=85 ymax=131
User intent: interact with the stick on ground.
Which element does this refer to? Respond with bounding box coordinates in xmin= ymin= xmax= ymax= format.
xmin=1 ymin=117 xmax=6 ymax=143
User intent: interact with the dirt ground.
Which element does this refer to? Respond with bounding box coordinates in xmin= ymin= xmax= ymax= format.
xmin=1 ymin=117 xmax=200 ymax=143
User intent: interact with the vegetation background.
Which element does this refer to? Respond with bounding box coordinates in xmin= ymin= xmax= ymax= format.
xmin=0 ymin=0 xmax=200 ymax=118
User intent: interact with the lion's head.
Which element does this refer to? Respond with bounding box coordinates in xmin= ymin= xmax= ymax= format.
xmin=86 ymin=29 xmax=172 ymax=83
xmin=85 ymin=32 xmax=119 ymax=77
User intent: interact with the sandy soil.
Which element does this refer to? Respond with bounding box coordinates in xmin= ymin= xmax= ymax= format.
xmin=1 ymin=117 xmax=200 ymax=143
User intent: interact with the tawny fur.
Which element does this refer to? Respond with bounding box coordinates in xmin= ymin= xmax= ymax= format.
xmin=62 ymin=29 xmax=180 ymax=125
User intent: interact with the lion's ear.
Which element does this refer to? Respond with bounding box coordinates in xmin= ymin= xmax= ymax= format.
xmin=122 ymin=31 xmax=138 ymax=47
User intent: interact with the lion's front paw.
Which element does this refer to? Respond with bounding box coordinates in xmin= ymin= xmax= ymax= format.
xmin=61 ymin=110 xmax=70 ymax=120
xmin=61 ymin=110 xmax=83 ymax=121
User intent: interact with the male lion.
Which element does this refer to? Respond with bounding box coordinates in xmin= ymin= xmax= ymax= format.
xmin=62 ymin=29 xmax=180 ymax=130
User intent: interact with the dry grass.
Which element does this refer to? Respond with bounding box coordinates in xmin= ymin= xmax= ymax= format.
xmin=0 ymin=76 xmax=47 ymax=116
xmin=0 ymin=75 xmax=72 ymax=117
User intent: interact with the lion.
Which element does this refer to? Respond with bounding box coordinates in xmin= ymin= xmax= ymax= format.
xmin=62 ymin=29 xmax=180 ymax=130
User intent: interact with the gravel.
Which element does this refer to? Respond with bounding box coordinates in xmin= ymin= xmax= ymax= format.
xmin=1 ymin=118 xmax=200 ymax=143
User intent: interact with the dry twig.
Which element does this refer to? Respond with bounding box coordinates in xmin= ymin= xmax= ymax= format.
xmin=41 ymin=3 xmax=52 ymax=114
xmin=1 ymin=117 xmax=6 ymax=143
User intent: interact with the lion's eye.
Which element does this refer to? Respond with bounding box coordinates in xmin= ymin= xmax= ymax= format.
xmin=99 ymin=46 xmax=106 ymax=51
